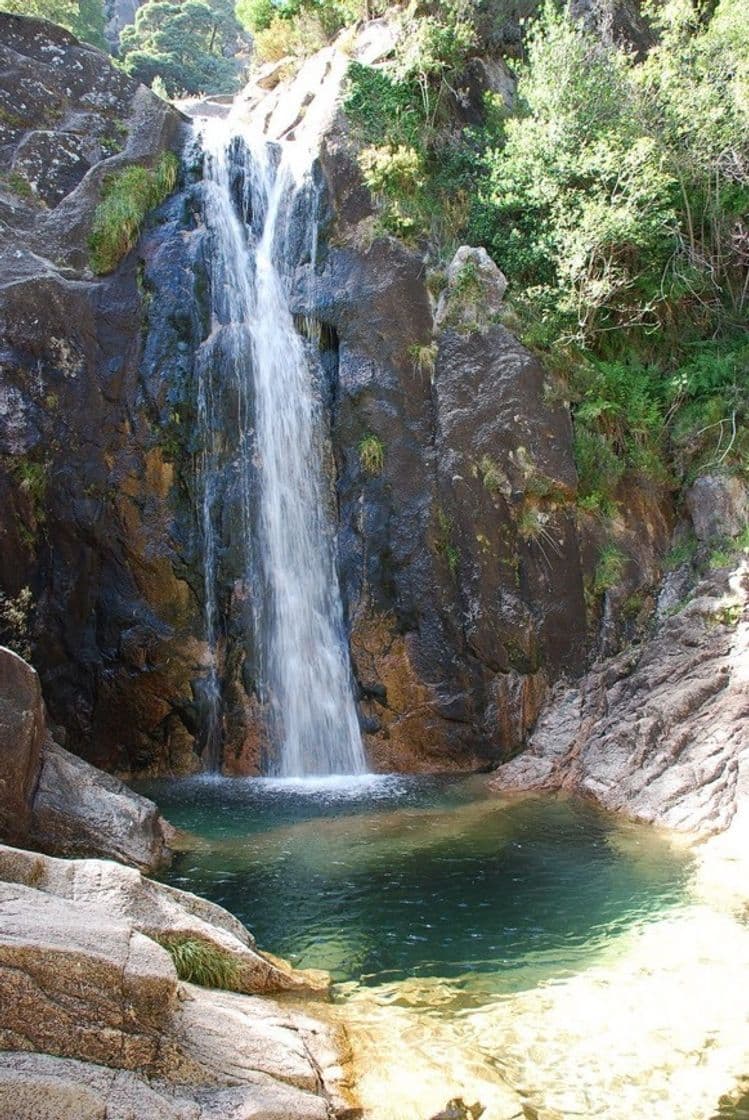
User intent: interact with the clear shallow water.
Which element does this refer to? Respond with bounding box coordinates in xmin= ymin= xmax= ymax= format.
xmin=141 ymin=775 xmax=692 ymax=999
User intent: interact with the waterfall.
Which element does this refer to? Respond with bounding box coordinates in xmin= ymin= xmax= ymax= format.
xmin=197 ymin=119 xmax=367 ymax=778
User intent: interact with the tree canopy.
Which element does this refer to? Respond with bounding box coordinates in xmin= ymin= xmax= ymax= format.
xmin=1 ymin=0 xmax=106 ymax=47
xmin=119 ymin=0 xmax=248 ymax=97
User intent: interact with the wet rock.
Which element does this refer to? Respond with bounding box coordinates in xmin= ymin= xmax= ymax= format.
xmin=686 ymin=474 xmax=749 ymax=543
xmin=0 ymin=15 xmax=203 ymax=776
xmin=493 ymin=561 xmax=749 ymax=835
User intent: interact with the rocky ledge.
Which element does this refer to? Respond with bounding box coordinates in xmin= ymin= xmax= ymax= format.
xmin=492 ymin=555 xmax=749 ymax=837
xmin=0 ymin=645 xmax=172 ymax=872
xmin=0 ymin=844 xmax=357 ymax=1120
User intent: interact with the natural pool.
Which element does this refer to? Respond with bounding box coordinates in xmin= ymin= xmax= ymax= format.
xmin=140 ymin=774 xmax=749 ymax=1119
xmin=141 ymin=774 xmax=691 ymax=997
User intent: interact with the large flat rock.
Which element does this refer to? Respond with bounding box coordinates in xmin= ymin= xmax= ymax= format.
xmin=0 ymin=847 xmax=358 ymax=1118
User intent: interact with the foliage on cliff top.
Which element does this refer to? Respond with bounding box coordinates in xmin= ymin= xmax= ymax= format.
xmin=343 ymin=0 xmax=748 ymax=498
xmin=0 ymin=0 xmax=106 ymax=47
xmin=120 ymin=0 xmax=248 ymax=96
xmin=89 ymin=152 xmax=179 ymax=274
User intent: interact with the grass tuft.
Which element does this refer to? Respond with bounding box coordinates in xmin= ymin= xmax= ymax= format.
xmin=155 ymin=936 xmax=240 ymax=990
xmin=89 ymin=152 xmax=179 ymax=275
xmin=358 ymin=433 xmax=384 ymax=477
xmin=408 ymin=341 xmax=438 ymax=377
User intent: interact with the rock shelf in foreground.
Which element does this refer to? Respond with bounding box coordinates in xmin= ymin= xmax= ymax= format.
xmin=0 ymin=844 xmax=357 ymax=1120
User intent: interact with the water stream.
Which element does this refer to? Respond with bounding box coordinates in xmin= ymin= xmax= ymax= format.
xmin=196 ymin=121 xmax=366 ymax=777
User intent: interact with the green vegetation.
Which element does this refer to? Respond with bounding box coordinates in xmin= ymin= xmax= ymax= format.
xmin=89 ymin=153 xmax=179 ymax=274
xmin=120 ymin=0 xmax=247 ymax=97
xmin=435 ymin=507 xmax=459 ymax=575
xmin=0 ymin=171 xmax=36 ymax=203
xmin=408 ymin=341 xmax=437 ymax=377
xmin=155 ymin=936 xmax=241 ymax=989
xmin=593 ymin=545 xmax=627 ymax=596
xmin=708 ymin=525 xmax=749 ymax=569
xmin=358 ymin=433 xmax=384 ymax=476
xmin=1 ymin=0 xmax=106 ymax=47
xmin=237 ymin=0 xmax=388 ymax=65
xmin=479 ymin=455 xmax=507 ymax=497
xmin=0 ymin=586 xmax=33 ymax=661
xmin=337 ymin=0 xmax=748 ymax=520
xmin=712 ymin=601 xmax=742 ymax=626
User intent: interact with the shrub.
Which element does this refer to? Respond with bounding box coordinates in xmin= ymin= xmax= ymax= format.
xmin=593 ymin=544 xmax=626 ymax=595
xmin=89 ymin=153 xmax=179 ymax=275
xmin=358 ymin=433 xmax=384 ymax=476
xmin=435 ymin=507 xmax=459 ymax=575
xmin=155 ymin=936 xmax=240 ymax=989
xmin=408 ymin=341 xmax=438 ymax=377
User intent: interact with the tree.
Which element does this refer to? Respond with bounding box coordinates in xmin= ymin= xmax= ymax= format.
xmin=1 ymin=0 xmax=79 ymax=29
xmin=72 ymin=0 xmax=107 ymax=48
xmin=119 ymin=0 xmax=248 ymax=96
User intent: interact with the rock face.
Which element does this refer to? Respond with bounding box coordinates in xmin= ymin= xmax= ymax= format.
xmin=0 ymin=845 xmax=357 ymax=1119
xmin=0 ymin=15 xmax=673 ymax=777
xmin=0 ymin=649 xmax=44 ymax=844
xmin=686 ymin=474 xmax=749 ymax=543
xmin=0 ymin=14 xmax=211 ymax=776
xmin=0 ymin=646 xmax=172 ymax=872
xmin=492 ymin=559 xmax=749 ymax=835
xmin=167 ymin=25 xmax=664 ymax=774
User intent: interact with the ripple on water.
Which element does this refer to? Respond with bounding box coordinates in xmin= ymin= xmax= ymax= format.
xmin=138 ymin=774 xmax=749 ymax=1119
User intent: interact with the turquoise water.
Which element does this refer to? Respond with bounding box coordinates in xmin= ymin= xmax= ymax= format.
xmin=142 ymin=775 xmax=691 ymax=997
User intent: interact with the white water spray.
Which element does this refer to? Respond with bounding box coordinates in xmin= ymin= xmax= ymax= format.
xmin=198 ymin=120 xmax=367 ymax=777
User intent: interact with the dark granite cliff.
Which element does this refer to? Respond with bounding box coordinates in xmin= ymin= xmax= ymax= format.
xmin=0 ymin=15 xmax=673 ymax=777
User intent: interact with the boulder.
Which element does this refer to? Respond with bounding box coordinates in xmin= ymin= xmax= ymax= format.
xmin=31 ymin=741 xmax=173 ymax=873
xmin=0 ymin=647 xmax=173 ymax=872
xmin=686 ymin=474 xmax=749 ymax=543
xmin=0 ymin=881 xmax=179 ymax=1070
xmin=435 ymin=245 xmax=508 ymax=331
xmin=0 ymin=844 xmax=328 ymax=995
xmin=0 ymin=648 xmax=44 ymax=844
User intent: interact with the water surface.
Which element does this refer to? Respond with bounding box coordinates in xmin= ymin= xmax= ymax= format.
xmin=143 ymin=774 xmax=691 ymax=1000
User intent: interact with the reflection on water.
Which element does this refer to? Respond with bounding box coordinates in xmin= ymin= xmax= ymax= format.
xmin=142 ymin=774 xmax=690 ymax=997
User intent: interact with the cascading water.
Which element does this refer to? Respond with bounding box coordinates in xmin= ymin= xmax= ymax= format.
xmin=197 ymin=119 xmax=367 ymax=778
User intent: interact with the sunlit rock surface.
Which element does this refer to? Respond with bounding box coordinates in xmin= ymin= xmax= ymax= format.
xmin=492 ymin=559 xmax=749 ymax=836
xmin=0 ymin=844 xmax=356 ymax=1119
xmin=0 ymin=843 xmax=329 ymax=995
